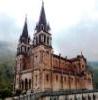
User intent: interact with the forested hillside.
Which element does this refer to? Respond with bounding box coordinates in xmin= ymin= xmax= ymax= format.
xmin=0 ymin=62 xmax=14 ymax=98
xmin=0 ymin=41 xmax=15 ymax=98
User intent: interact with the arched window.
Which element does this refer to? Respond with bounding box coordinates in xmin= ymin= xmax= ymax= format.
xmin=20 ymin=47 xmax=22 ymax=53
xmin=41 ymin=34 xmax=44 ymax=42
xmin=39 ymin=34 xmax=41 ymax=43
xmin=50 ymin=37 xmax=52 ymax=46
xmin=44 ymin=35 xmax=46 ymax=43
xmin=88 ymin=95 xmax=91 ymax=100
xmin=22 ymin=46 xmax=25 ymax=52
xmin=47 ymin=36 xmax=49 ymax=45
xmin=41 ymin=24 xmax=44 ymax=30
xmin=35 ymin=75 xmax=37 ymax=86
xmin=25 ymin=46 xmax=26 ymax=52
xmin=28 ymin=47 xmax=29 ymax=51
xmin=29 ymin=79 xmax=31 ymax=89
xmin=46 ymin=74 xmax=49 ymax=82
xmin=74 ymin=95 xmax=77 ymax=100
xmin=25 ymin=78 xmax=28 ymax=91
xmin=22 ymin=58 xmax=26 ymax=70
xmin=93 ymin=94 xmax=96 ymax=100
xmin=82 ymin=96 xmax=86 ymax=100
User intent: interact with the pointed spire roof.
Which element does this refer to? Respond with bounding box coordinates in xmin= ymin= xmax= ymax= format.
xmin=20 ymin=16 xmax=30 ymax=43
xmin=22 ymin=16 xmax=28 ymax=38
xmin=39 ymin=1 xmax=47 ymax=26
xmin=35 ymin=1 xmax=50 ymax=32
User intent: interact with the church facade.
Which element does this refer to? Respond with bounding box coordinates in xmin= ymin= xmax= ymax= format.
xmin=15 ymin=2 xmax=93 ymax=93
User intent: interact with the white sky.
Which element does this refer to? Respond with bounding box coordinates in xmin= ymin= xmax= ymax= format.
xmin=0 ymin=0 xmax=98 ymax=61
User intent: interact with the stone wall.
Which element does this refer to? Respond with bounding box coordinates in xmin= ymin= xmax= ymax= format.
xmin=8 ymin=89 xmax=98 ymax=100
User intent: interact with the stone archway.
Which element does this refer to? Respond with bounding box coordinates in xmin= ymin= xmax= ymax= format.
xmin=29 ymin=79 xmax=31 ymax=89
xmin=88 ymin=95 xmax=91 ymax=100
xmin=21 ymin=80 xmax=24 ymax=90
xmin=25 ymin=78 xmax=28 ymax=91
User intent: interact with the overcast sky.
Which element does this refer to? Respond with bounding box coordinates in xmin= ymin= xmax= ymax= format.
xmin=0 ymin=0 xmax=98 ymax=61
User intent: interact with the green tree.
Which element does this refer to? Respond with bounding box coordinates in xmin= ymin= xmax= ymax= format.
xmin=0 ymin=63 xmax=14 ymax=99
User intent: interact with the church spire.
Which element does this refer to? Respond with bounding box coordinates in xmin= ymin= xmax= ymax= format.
xmin=22 ymin=16 xmax=28 ymax=38
xmin=35 ymin=1 xmax=50 ymax=33
xmin=20 ymin=16 xmax=30 ymax=44
xmin=33 ymin=1 xmax=52 ymax=48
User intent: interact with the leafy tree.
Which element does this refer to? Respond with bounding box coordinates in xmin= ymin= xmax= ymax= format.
xmin=0 ymin=63 xmax=14 ymax=99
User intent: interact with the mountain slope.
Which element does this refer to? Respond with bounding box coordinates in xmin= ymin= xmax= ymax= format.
xmin=88 ymin=61 xmax=98 ymax=69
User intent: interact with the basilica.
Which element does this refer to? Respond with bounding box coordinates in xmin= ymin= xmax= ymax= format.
xmin=15 ymin=2 xmax=93 ymax=93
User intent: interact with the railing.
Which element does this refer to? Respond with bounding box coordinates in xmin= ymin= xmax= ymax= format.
xmin=12 ymin=89 xmax=98 ymax=100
